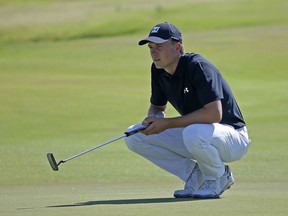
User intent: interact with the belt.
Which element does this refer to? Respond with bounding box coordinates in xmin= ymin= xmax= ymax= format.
xmin=236 ymin=126 xmax=247 ymax=133
xmin=236 ymin=126 xmax=251 ymax=142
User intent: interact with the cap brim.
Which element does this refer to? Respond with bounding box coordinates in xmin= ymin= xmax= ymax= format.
xmin=138 ymin=36 xmax=169 ymax=46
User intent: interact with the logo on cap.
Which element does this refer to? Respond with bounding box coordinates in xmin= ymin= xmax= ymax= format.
xmin=151 ymin=27 xmax=160 ymax=33
xmin=138 ymin=22 xmax=182 ymax=46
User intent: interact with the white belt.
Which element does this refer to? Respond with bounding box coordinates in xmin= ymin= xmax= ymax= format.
xmin=236 ymin=126 xmax=250 ymax=142
xmin=236 ymin=126 xmax=247 ymax=133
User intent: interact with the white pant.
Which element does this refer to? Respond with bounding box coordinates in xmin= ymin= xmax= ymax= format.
xmin=125 ymin=123 xmax=251 ymax=181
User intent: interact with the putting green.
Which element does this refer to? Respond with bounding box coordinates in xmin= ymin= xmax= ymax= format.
xmin=0 ymin=0 xmax=288 ymax=215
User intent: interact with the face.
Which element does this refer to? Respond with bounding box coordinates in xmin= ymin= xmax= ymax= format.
xmin=148 ymin=40 xmax=181 ymax=73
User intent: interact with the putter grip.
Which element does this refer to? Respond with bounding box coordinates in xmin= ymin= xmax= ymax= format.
xmin=124 ymin=125 xmax=147 ymax=137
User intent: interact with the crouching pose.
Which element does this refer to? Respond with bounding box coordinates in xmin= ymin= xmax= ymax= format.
xmin=125 ymin=22 xmax=251 ymax=199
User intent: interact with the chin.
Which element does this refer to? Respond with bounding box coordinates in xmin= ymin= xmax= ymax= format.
xmin=154 ymin=63 xmax=163 ymax=69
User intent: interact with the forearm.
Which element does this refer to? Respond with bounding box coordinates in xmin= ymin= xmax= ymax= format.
xmin=142 ymin=100 xmax=222 ymax=135
xmin=168 ymin=109 xmax=220 ymax=128
xmin=166 ymin=100 xmax=222 ymax=128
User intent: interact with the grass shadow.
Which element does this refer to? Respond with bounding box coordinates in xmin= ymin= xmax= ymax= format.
xmin=47 ymin=197 xmax=200 ymax=207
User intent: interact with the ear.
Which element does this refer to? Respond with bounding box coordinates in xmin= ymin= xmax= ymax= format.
xmin=175 ymin=42 xmax=182 ymax=52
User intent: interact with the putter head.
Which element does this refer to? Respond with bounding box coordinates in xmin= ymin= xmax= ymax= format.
xmin=47 ymin=152 xmax=59 ymax=171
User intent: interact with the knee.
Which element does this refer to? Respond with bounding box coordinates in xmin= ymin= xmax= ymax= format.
xmin=124 ymin=125 xmax=146 ymax=154
xmin=124 ymin=125 xmax=145 ymax=153
xmin=125 ymin=134 xmax=139 ymax=152
xmin=125 ymin=133 xmax=153 ymax=157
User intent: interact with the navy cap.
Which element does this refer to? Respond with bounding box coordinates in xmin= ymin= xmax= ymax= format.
xmin=138 ymin=22 xmax=182 ymax=46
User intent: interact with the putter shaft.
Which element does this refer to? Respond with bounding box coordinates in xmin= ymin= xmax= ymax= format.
xmin=62 ymin=134 xmax=126 ymax=163
xmin=47 ymin=125 xmax=147 ymax=171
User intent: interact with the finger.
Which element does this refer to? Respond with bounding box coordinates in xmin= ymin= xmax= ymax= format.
xmin=142 ymin=117 xmax=154 ymax=125
xmin=142 ymin=123 xmax=156 ymax=135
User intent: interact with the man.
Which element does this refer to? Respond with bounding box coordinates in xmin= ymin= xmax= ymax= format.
xmin=125 ymin=22 xmax=251 ymax=199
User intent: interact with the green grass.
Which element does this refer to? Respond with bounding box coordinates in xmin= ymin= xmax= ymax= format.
xmin=0 ymin=0 xmax=288 ymax=215
xmin=0 ymin=0 xmax=287 ymax=42
xmin=2 ymin=183 xmax=288 ymax=216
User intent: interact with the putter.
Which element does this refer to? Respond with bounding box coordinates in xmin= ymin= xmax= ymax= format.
xmin=47 ymin=125 xmax=147 ymax=171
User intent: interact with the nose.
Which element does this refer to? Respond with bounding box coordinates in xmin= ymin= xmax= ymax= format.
xmin=150 ymin=48 xmax=159 ymax=57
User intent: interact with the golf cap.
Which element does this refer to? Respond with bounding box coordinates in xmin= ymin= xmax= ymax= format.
xmin=138 ymin=22 xmax=182 ymax=46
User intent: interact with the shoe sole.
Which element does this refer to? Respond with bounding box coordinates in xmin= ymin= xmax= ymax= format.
xmin=193 ymin=194 xmax=220 ymax=199
xmin=220 ymin=180 xmax=234 ymax=195
xmin=192 ymin=178 xmax=234 ymax=199
xmin=176 ymin=182 xmax=233 ymax=199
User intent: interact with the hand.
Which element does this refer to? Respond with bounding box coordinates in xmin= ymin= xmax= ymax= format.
xmin=142 ymin=117 xmax=170 ymax=135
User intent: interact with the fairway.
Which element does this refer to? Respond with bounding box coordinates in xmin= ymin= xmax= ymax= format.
xmin=1 ymin=0 xmax=288 ymax=215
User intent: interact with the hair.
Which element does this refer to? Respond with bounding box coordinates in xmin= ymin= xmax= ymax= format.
xmin=171 ymin=40 xmax=184 ymax=54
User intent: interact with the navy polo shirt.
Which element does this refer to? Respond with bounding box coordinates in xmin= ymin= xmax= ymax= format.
xmin=150 ymin=53 xmax=245 ymax=129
